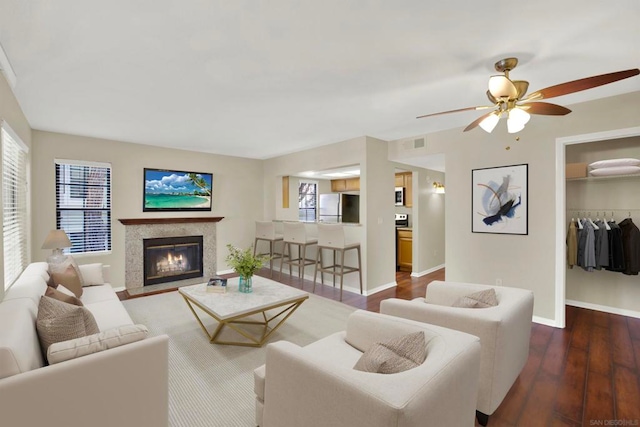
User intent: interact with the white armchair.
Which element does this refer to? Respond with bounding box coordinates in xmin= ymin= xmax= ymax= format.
xmin=380 ymin=281 xmax=534 ymax=426
xmin=254 ymin=310 xmax=481 ymax=427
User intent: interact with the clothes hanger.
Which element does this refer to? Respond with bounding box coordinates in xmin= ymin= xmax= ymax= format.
xmin=577 ymin=212 xmax=583 ymax=229
xmin=588 ymin=212 xmax=599 ymax=230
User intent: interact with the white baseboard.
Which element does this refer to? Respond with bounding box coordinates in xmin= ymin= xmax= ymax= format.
xmin=356 ymin=281 xmax=397 ymax=296
xmin=410 ymin=264 xmax=445 ymax=278
xmin=532 ymin=315 xmax=561 ymax=328
xmin=566 ymin=299 xmax=640 ymax=320
xmin=216 ymin=269 xmax=235 ymax=276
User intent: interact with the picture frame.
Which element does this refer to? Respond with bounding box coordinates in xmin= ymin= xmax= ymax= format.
xmin=472 ymin=163 xmax=528 ymax=235
xmin=143 ymin=168 xmax=213 ymax=212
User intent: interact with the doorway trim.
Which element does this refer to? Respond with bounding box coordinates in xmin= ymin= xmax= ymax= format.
xmin=555 ymin=126 xmax=640 ymax=328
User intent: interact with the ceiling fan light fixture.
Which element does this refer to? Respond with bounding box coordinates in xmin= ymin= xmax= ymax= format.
xmin=479 ymin=112 xmax=500 ymax=133
xmin=488 ymin=75 xmax=517 ymax=99
xmin=507 ymin=108 xmax=530 ymax=133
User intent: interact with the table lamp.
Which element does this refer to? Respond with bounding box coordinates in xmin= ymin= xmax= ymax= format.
xmin=41 ymin=229 xmax=72 ymax=265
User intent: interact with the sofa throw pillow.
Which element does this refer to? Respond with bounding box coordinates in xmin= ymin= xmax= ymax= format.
xmin=47 ymin=324 xmax=148 ymax=365
xmin=78 ymin=263 xmax=104 ymax=286
xmin=45 ymin=285 xmax=83 ymax=306
xmin=353 ymin=331 xmax=427 ymax=374
xmin=452 ymin=288 xmax=498 ymax=308
xmin=50 ymin=262 xmax=84 ymax=298
xmin=36 ymin=296 xmax=99 ymax=358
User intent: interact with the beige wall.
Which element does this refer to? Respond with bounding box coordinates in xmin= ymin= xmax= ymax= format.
xmin=0 ymin=73 xmax=31 ymax=298
xmin=363 ymin=136 xmax=396 ymax=290
xmin=413 ymin=168 xmax=446 ymax=274
xmin=394 ymin=91 xmax=640 ymax=323
xmin=565 ymin=136 xmax=640 ymax=314
xmin=30 ymin=130 xmax=264 ymax=287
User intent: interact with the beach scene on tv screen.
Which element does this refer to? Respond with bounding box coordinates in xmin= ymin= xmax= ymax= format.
xmin=145 ymin=170 xmax=212 ymax=209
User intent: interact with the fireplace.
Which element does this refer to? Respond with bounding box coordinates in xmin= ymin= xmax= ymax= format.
xmin=143 ymin=235 xmax=204 ymax=286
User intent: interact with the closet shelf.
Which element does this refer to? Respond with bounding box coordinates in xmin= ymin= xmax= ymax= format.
xmin=566 ymin=173 xmax=640 ymax=182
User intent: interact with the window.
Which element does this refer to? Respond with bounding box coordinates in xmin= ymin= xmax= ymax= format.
xmin=298 ymin=181 xmax=317 ymax=222
xmin=2 ymin=123 xmax=29 ymax=289
xmin=55 ymin=160 xmax=111 ymax=254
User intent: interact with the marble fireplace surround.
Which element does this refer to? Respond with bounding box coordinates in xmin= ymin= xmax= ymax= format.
xmin=119 ymin=217 xmax=224 ymax=294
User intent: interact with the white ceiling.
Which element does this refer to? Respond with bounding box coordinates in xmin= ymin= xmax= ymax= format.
xmin=1 ymin=1 xmax=639 ymax=161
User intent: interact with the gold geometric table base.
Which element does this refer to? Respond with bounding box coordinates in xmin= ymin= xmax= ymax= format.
xmin=180 ymin=294 xmax=308 ymax=347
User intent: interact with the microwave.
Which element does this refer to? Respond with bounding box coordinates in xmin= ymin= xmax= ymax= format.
xmin=395 ymin=187 xmax=405 ymax=206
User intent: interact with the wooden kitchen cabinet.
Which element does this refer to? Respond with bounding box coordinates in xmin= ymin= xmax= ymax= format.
xmin=331 ymin=178 xmax=359 ymax=192
xmin=395 ymin=172 xmax=413 ymax=207
xmin=397 ymin=229 xmax=412 ymax=272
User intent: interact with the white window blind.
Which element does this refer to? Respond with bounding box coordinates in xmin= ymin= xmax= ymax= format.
xmin=2 ymin=124 xmax=29 ymax=289
xmin=55 ymin=159 xmax=111 ymax=254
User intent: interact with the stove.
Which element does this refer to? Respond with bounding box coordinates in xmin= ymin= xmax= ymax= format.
xmin=395 ymin=213 xmax=409 ymax=228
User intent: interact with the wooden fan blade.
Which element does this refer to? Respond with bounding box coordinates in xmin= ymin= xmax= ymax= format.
xmin=523 ymin=68 xmax=640 ymax=101
xmin=521 ymin=102 xmax=572 ymax=116
xmin=416 ymin=105 xmax=493 ymax=119
xmin=464 ymin=111 xmax=496 ymax=132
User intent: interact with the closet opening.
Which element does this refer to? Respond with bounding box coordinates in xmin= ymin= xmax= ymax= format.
xmin=556 ymin=126 xmax=640 ymax=327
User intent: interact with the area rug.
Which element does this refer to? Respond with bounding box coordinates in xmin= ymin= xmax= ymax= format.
xmin=122 ymin=291 xmax=356 ymax=427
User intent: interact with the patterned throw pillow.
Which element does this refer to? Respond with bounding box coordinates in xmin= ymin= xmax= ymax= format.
xmin=353 ymin=331 xmax=427 ymax=374
xmin=36 ymin=296 xmax=99 ymax=359
xmin=452 ymin=288 xmax=498 ymax=308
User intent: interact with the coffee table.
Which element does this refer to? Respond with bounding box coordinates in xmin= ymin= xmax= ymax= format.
xmin=179 ymin=276 xmax=309 ymax=347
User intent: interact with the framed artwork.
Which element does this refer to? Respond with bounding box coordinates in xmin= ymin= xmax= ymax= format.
xmin=143 ymin=168 xmax=213 ymax=212
xmin=472 ymin=163 xmax=528 ymax=235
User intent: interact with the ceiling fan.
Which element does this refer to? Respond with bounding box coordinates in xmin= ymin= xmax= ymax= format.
xmin=417 ymin=58 xmax=639 ymax=133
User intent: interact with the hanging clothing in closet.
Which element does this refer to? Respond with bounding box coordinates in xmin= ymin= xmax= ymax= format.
xmin=593 ymin=219 xmax=609 ymax=270
xmin=605 ymin=221 xmax=626 ymax=272
xmin=566 ymin=220 xmax=578 ymax=268
xmin=619 ymin=218 xmax=640 ymax=275
xmin=577 ymin=220 xmax=597 ymax=271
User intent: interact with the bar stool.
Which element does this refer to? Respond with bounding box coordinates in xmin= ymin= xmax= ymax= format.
xmin=313 ymin=223 xmax=363 ymax=301
xmin=279 ymin=222 xmax=318 ymax=281
xmin=253 ymin=221 xmax=283 ymax=278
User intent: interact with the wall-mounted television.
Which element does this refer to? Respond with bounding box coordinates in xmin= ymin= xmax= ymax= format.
xmin=143 ymin=168 xmax=213 ymax=212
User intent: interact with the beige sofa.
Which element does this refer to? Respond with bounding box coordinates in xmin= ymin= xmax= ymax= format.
xmin=380 ymin=281 xmax=534 ymax=426
xmin=0 ymin=262 xmax=169 ymax=427
xmin=254 ymin=310 xmax=481 ymax=427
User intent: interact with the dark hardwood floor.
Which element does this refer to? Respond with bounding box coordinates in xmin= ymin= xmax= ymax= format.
xmin=118 ymin=267 xmax=640 ymax=426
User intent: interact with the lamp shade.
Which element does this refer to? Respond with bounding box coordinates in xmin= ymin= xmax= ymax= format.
xmin=507 ymin=108 xmax=531 ymax=134
xmin=488 ymin=75 xmax=517 ymax=99
xmin=41 ymin=230 xmax=72 ymax=249
xmin=479 ymin=112 xmax=500 ymax=133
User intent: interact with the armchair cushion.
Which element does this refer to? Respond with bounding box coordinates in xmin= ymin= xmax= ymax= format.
xmin=353 ymin=331 xmax=426 ymax=374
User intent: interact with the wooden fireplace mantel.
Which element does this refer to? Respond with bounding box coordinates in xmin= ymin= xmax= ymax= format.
xmin=118 ymin=217 xmax=224 ymax=226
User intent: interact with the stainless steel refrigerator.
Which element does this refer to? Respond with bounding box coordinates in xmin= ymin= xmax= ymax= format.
xmin=319 ymin=193 xmax=360 ymax=223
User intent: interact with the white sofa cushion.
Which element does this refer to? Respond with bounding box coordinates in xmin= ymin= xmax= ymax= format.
xmin=85 ymin=300 xmax=134 ymax=331
xmin=3 ymin=274 xmax=49 ymax=306
xmin=47 ymin=324 xmax=148 ymax=364
xmin=0 ymin=299 xmax=44 ymax=379
xmin=80 ymin=284 xmax=119 ymax=305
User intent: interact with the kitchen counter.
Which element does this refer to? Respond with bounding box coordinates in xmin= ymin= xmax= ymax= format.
xmin=273 ymin=219 xmax=362 ymax=227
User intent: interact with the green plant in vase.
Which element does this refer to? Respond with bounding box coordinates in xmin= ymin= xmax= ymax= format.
xmin=225 ymin=244 xmax=270 ymax=293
